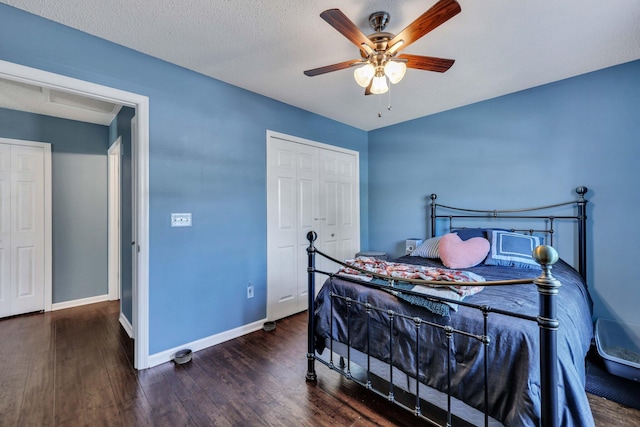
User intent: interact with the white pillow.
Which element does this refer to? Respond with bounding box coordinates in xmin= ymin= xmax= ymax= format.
xmin=410 ymin=236 xmax=441 ymax=258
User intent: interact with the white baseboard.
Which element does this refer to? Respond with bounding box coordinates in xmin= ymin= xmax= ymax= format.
xmin=147 ymin=317 xmax=268 ymax=368
xmin=51 ymin=294 xmax=109 ymax=311
xmin=119 ymin=312 xmax=134 ymax=338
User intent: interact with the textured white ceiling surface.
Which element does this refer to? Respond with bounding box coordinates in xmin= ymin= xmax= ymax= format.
xmin=3 ymin=0 xmax=640 ymax=130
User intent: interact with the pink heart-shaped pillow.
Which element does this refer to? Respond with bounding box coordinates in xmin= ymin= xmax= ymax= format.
xmin=439 ymin=233 xmax=490 ymax=269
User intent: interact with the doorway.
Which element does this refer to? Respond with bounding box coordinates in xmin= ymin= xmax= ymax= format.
xmin=0 ymin=60 xmax=150 ymax=369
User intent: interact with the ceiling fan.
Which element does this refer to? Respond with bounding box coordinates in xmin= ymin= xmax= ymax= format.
xmin=303 ymin=0 xmax=461 ymax=95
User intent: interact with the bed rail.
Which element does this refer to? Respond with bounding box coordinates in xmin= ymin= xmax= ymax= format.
xmin=306 ymin=232 xmax=562 ymax=427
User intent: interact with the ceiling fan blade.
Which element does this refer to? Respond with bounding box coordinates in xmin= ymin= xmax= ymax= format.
xmin=304 ymin=59 xmax=362 ymax=77
xmin=388 ymin=0 xmax=461 ymax=52
xmin=397 ymin=54 xmax=455 ymax=73
xmin=320 ymin=9 xmax=376 ymax=51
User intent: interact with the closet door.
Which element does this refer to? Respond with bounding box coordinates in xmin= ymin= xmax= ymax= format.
xmin=0 ymin=142 xmax=46 ymax=317
xmin=267 ymin=132 xmax=359 ymax=322
xmin=267 ymin=138 xmax=318 ymax=321
xmin=317 ymin=148 xmax=358 ymax=274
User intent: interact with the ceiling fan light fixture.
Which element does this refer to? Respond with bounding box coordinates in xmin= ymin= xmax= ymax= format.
xmin=370 ymin=75 xmax=389 ymax=95
xmin=354 ymin=63 xmax=375 ymax=87
xmin=305 ymin=1 xmax=462 ymax=107
xmin=384 ymin=61 xmax=407 ymax=84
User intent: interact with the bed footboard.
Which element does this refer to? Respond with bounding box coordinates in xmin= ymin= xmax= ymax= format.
xmin=305 ymin=231 xmax=563 ymax=427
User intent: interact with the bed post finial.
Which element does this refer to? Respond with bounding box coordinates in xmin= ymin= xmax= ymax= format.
xmin=533 ymin=245 xmax=560 ymax=427
xmin=533 ymin=245 xmax=559 ymax=268
xmin=575 ymin=186 xmax=588 ymax=199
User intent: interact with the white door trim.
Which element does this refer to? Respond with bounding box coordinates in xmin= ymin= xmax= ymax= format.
xmin=130 ymin=116 xmax=139 ymax=339
xmin=0 ymin=60 xmax=150 ymax=369
xmin=0 ymin=137 xmax=52 ymax=313
xmin=108 ymin=137 xmax=121 ymax=301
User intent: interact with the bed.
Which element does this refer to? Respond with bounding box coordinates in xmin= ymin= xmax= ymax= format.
xmin=305 ymin=187 xmax=594 ymax=427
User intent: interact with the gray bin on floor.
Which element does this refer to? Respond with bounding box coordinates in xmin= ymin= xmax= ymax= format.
xmin=595 ymin=318 xmax=640 ymax=382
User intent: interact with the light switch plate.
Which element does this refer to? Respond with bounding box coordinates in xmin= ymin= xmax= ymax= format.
xmin=171 ymin=213 xmax=192 ymax=227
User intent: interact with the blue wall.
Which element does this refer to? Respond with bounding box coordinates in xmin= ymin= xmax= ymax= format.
xmin=0 ymin=108 xmax=109 ymax=303
xmin=368 ymin=59 xmax=640 ymax=327
xmin=0 ymin=4 xmax=368 ymax=354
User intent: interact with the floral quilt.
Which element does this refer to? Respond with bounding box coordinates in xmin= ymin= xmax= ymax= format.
xmin=338 ymin=257 xmax=485 ymax=315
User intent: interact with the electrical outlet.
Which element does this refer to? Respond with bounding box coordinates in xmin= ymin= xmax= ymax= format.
xmin=247 ymin=283 xmax=254 ymax=299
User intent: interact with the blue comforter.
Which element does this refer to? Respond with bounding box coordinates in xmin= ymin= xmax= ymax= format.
xmin=314 ymin=256 xmax=594 ymax=426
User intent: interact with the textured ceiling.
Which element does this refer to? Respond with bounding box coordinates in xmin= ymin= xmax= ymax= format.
xmin=3 ymin=0 xmax=640 ymax=131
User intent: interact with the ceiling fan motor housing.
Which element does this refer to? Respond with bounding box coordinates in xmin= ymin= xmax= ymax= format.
xmin=369 ymin=11 xmax=390 ymax=32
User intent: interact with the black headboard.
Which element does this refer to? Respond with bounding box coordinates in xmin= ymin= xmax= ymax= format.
xmin=429 ymin=186 xmax=589 ymax=282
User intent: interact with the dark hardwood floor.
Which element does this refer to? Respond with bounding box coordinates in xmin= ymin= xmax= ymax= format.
xmin=1 ymin=301 xmax=638 ymax=426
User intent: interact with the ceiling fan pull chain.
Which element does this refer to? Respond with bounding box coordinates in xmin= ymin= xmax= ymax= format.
xmin=378 ymin=93 xmax=382 ymax=118
xmin=387 ymin=80 xmax=392 ymax=111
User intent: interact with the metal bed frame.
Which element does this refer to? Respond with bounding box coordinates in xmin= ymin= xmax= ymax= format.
xmin=305 ymin=187 xmax=589 ymax=427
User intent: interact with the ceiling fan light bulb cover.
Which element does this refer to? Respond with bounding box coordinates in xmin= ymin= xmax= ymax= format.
xmin=384 ymin=61 xmax=407 ymax=84
xmin=370 ymin=75 xmax=389 ymax=94
xmin=354 ymin=64 xmax=375 ymax=87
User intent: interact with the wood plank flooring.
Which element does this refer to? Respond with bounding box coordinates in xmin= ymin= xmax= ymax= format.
xmin=0 ymin=301 xmax=638 ymax=426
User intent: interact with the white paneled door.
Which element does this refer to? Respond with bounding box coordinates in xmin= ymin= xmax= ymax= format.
xmin=0 ymin=140 xmax=50 ymax=318
xmin=267 ymin=131 xmax=359 ymax=322
xmin=317 ymin=147 xmax=358 ymax=274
